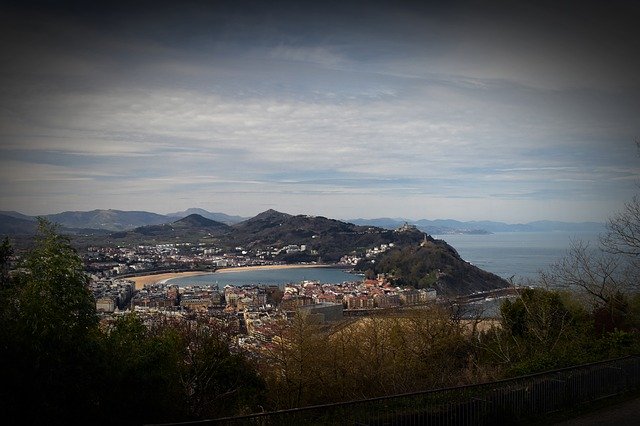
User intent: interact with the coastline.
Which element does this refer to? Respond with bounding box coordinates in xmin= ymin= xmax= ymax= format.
xmin=128 ymin=264 xmax=338 ymax=290
xmin=129 ymin=271 xmax=211 ymax=290
xmin=215 ymin=263 xmax=335 ymax=274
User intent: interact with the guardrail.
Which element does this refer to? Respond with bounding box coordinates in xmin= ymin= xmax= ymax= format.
xmin=162 ymin=355 xmax=640 ymax=425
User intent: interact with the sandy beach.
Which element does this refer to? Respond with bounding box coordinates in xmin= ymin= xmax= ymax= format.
xmin=129 ymin=271 xmax=211 ymax=290
xmin=128 ymin=264 xmax=333 ymax=289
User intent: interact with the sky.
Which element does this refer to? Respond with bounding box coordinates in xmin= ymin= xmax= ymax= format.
xmin=1 ymin=0 xmax=639 ymax=222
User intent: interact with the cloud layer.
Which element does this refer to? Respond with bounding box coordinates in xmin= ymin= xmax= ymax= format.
xmin=1 ymin=1 xmax=639 ymax=221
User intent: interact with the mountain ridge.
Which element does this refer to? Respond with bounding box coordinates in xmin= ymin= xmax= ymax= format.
xmin=0 ymin=207 xmax=604 ymax=235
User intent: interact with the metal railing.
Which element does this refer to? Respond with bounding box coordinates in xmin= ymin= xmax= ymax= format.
xmin=162 ymin=355 xmax=640 ymax=425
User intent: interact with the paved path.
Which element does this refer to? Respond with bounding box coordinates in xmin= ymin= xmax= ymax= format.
xmin=556 ymin=397 xmax=640 ymax=425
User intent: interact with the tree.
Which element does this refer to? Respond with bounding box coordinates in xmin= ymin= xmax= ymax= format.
xmin=602 ymin=194 xmax=640 ymax=266
xmin=0 ymin=219 xmax=101 ymax=424
xmin=541 ymin=240 xmax=633 ymax=309
xmin=17 ymin=218 xmax=98 ymax=339
xmin=483 ymin=288 xmax=591 ymax=375
xmin=0 ymin=237 xmax=13 ymax=288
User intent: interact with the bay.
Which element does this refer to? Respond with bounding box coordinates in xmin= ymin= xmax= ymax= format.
xmin=168 ymin=232 xmax=603 ymax=288
xmin=435 ymin=231 xmax=602 ymax=282
xmin=167 ymin=267 xmax=360 ymax=288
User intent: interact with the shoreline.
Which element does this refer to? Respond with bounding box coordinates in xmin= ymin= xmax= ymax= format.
xmin=216 ymin=263 xmax=335 ymax=274
xmin=128 ymin=264 xmax=340 ymax=290
xmin=128 ymin=271 xmax=211 ymax=290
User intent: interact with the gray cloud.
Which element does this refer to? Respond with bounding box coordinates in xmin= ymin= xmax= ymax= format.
xmin=1 ymin=1 xmax=639 ymax=221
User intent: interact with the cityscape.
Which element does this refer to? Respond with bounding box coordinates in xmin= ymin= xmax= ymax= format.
xmin=1 ymin=0 xmax=640 ymax=424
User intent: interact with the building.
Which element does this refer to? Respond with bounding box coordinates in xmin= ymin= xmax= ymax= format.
xmin=298 ymin=302 xmax=343 ymax=323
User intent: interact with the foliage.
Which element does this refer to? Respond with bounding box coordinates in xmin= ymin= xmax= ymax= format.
xmin=0 ymin=219 xmax=101 ymax=424
xmin=0 ymin=236 xmax=13 ymax=288
xmin=479 ymin=287 xmax=640 ymax=377
xmin=0 ymin=221 xmax=264 ymax=425
xmin=361 ymin=243 xmax=508 ymax=295
xmin=260 ymin=306 xmax=480 ymax=409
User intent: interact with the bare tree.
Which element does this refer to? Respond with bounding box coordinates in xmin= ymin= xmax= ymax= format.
xmin=602 ymin=194 xmax=640 ymax=265
xmin=601 ymin=140 xmax=640 ymax=264
xmin=541 ymin=240 xmax=633 ymax=308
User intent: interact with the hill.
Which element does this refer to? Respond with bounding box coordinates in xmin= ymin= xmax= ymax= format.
xmin=0 ymin=211 xmax=36 ymax=222
xmin=227 ymin=210 xmax=427 ymax=263
xmin=45 ymin=209 xmax=170 ymax=231
xmin=0 ymin=214 xmax=38 ymax=235
xmin=166 ymin=208 xmax=246 ymax=225
xmin=357 ymin=237 xmax=509 ymax=296
xmin=108 ymin=214 xmax=231 ymax=244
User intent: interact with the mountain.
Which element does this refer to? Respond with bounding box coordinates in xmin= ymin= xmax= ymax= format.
xmin=232 ymin=209 xmax=293 ymax=235
xmin=0 ymin=211 xmax=36 ymax=222
xmin=226 ymin=210 xmax=432 ymax=263
xmin=45 ymin=209 xmax=170 ymax=231
xmin=166 ymin=208 xmax=246 ymax=225
xmin=108 ymin=214 xmax=231 ymax=243
xmin=0 ymin=214 xmax=38 ymax=235
xmin=173 ymin=214 xmax=229 ymax=229
xmin=360 ymin=239 xmax=509 ymax=296
xmin=0 ymin=214 xmax=110 ymax=246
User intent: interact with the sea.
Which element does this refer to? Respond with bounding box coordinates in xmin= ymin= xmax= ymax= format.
xmin=167 ymin=267 xmax=361 ymax=288
xmin=167 ymin=231 xmax=603 ymax=288
xmin=435 ymin=231 xmax=602 ymax=283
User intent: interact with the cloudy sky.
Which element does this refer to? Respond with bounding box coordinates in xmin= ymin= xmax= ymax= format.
xmin=1 ymin=0 xmax=639 ymax=222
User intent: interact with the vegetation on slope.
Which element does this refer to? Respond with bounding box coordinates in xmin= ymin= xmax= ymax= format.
xmin=356 ymin=235 xmax=509 ymax=296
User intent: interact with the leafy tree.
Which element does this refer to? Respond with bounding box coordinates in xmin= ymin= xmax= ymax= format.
xmin=17 ymin=219 xmax=98 ymax=339
xmin=0 ymin=236 xmax=13 ymax=288
xmin=100 ymin=314 xmax=265 ymax=424
xmin=483 ymin=288 xmax=592 ymax=375
xmin=0 ymin=219 xmax=101 ymax=424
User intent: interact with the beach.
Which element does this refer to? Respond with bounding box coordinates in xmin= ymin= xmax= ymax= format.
xmin=128 ymin=264 xmax=333 ymax=290
xmin=129 ymin=271 xmax=211 ymax=290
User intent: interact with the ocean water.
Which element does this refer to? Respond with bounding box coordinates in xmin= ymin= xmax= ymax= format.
xmin=435 ymin=231 xmax=602 ymax=282
xmin=167 ymin=267 xmax=360 ymax=288
xmin=167 ymin=232 xmax=603 ymax=288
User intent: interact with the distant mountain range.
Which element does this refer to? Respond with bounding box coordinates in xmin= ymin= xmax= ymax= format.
xmin=0 ymin=208 xmax=604 ymax=236
xmin=0 ymin=208 xmax=246 ymax=233
xmin=0 ymin=213 xmax=112 ymax=237
xmin=349 ymin=218 xmax=605 ymax=235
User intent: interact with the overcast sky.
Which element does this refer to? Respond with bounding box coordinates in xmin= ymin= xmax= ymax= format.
xmin=1 ymin=0 xmax=639 ymax=222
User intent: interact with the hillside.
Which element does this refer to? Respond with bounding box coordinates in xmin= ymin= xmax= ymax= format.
xmin=228 ymin=210 xmax=426 ymax=263
xmin=45 ymin=209 xmax=169 ymax=231
xmin=166 ymin=208 xmax=246 ymax=225
xmin=358 ymin=237 xmax=509 ymax=296
xmin=230 ymin=210 xmax=509 ymax=294
xmin=0 ymin=214 xmax=38 ymax=235
xmin=108 ymin=214 xmax=231 ymax=244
